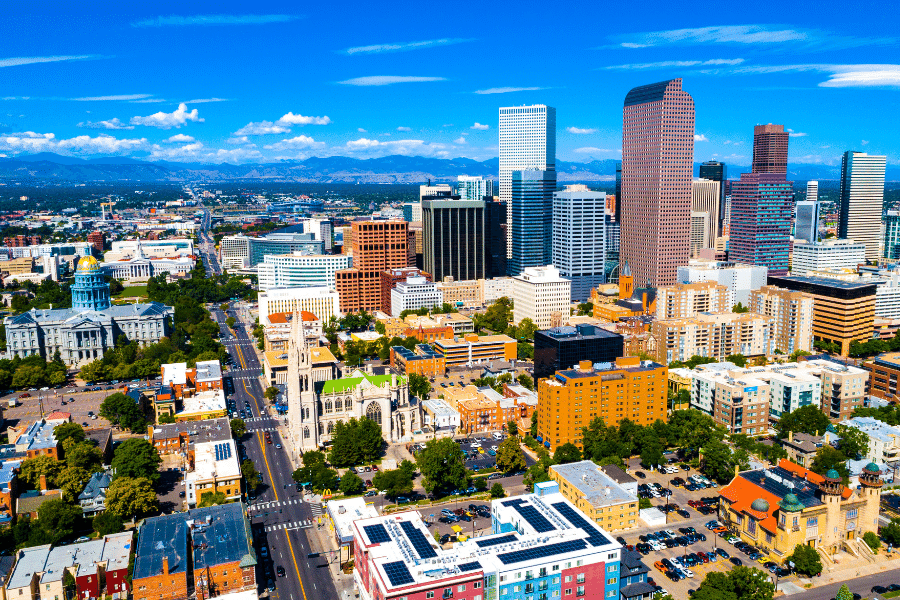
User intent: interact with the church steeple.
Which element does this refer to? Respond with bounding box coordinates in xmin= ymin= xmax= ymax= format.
xmin=287 ymin=308 xmax=317 ymax=452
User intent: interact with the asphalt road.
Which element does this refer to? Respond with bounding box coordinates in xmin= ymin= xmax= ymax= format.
xmin=214 ymin=303 xmax=340 ymax=600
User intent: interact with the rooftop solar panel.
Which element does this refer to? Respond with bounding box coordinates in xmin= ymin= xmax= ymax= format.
xmin=363 ymin=524 xmax=391 ymax=544
xmin=497 ymin=540 xmax=588 ymax=565
xmin=383 ymin=561 xmax=415 ymax=586
xmin=400 ymin=521 xmax=438 ymax=559
xmin=551 ymin=502 xmax=613 ymax=547
xmin=458 ymin=561 xmax=482 ymax=572
xmin=475 ymin=533 xmax=518 ymax=548
xmin=512 ymin=504 xmax=556 ymax=533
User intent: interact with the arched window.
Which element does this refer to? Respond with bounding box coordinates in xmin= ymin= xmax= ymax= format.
xmin=345 ymin=396 xmax=353 ymax=410
xmin=334 ymin=399 xmax=343 ymax=412
xmin=325 ymin=400 xmax=333 ymax=414
xmin=303 ymin=427 xmax=310 ymax=439
xmin=365 ymin=402 xmax=382 ymax=426
xmin=327 ymin=422 xmax=334 ymax=434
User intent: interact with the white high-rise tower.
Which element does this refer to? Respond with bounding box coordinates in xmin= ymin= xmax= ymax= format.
xmin=287 ymin=309 xmax=318 ymax=452
xmin=806 ymin=180 xmax=818 ymax=203
xmin=499 ymin=105 xmax=556 ymax=259
xmin=838 ymin=151 xmax=887 ymax=261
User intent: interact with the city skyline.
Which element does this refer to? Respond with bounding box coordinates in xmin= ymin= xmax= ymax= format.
xmin=0 ymin=2 xmax=897 ymax=165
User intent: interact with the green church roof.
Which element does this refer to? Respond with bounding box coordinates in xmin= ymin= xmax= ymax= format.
xmin=826 ymin=468 xmax=841 ymax=480
xmin=320 ymin=371 xmax=406 ymax=395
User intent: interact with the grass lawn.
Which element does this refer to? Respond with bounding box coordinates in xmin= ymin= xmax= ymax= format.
xmin=114 ymin=285 xmax=148 ymax=298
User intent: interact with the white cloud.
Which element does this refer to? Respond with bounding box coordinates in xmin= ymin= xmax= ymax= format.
xmin=233 ymin=121 xmax=290 ymax=136
xmin=573 ymin=147 xmax=620 ymax=154
xmin=0 ymin=55 xmax=99 ymax=68
xmin=471 ymin=123 xmax=489 ymax=130
xmin=226 ymin=136 xmax=250 ymax=145
xmin=473 ymin=86 xmax=545 ymax=94
xmin=723 ymin=140 xmax=744 ymax=146
xmin=397 ymin=126 xmax=411 ymax=132
xmin=72 ymin=94 xmax=154 ymax=101
xmin=132 ymin=14 xmax=300 ymax=27
xmin=454 ymin=137 xmax=467 ymax=144
xmin=604 ymin=58 xmax=744 ymax=70
xmin=567 ymin=127 xmax=597 ymax=134
xmin=183 ymin=98 xmax=229 ymax=104
xmin=0 ymin=132 xmax=57 ymax=153
xmin=209 ymin=147 xmax=265 ymax=163
xmin=694 ymin=134 xmax=709 ymax=142
xmin=263 ymin=135 xmax=325 ymax=151
xmin=148 ymin=142 xmax=205 ymax=160
xmin=130 ymin=103 xmax=203 ymax=129
xmin=342 ymin=137 xmax=452 ymax=158
xmin=277 ymin=112 xmax=331 ymax=126
xmin=338 ymin=76 xmax=446 ymax=86
xmin=787 ymin=129 xmax=808 ymax=137
xmin=165 ymin=134 xmax=195 ymax=143
xmin=357 ymin=128 xmax=367 ymax=133
xmin=57 ymin=134 xmax=147 ymax=154
xmin=862 ymin=140 xmax=870 ymax=145
xmin=614 ymin=25 xmax=808 ymax=47
xmin=77 ymin=118 xmax=135 ymax=130
xmin=345 ymin=38 xmax=473 ymax=55
xmin=693 ymin=63 xmax=900 ymax=88
xmin=131 ymin=98 xmax=167 ymax=103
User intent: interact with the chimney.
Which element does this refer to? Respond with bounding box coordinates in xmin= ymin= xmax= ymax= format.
xmin=789 ymin=430 xmax=793 ymax=443
xmin=40 ymin=474 xmax=48 ymax=491
xmin=162 ymin=557 xmax=169 ymax=575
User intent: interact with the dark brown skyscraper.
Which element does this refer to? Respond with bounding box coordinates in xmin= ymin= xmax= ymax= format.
xmin=752 ymin=124 xmax=789 ymax=174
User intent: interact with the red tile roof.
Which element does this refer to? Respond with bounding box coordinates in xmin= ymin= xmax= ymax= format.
xmin=268 ymin=310 xmax=318 ymax=324
xmin=778 ymin=459 xmax=852 ymax=499
xmin=45 ymin=411 xmax=71 ymax=421
xmin=719 ymin=474 xmax=780 ymax=534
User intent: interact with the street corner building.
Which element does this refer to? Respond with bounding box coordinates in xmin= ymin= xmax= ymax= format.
xmin=3 ymin=256 xmax=174 ymax=365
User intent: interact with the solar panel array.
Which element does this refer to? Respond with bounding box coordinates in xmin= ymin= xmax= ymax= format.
xmin=512 ymin=504 xmax=556 ymax=533
xmin=400 ymin=520 xmax=438 ymax=559
xmin=497 ymin=540 xmax=588 ymax=565
xmin=475 ymin=533 xmax=518 ymax=548
xmin=458 ymin=561 xmax=482 ymax=572
xmin=213 ymin=442 xmax=232 ymax=461
xmin=383 ymin=561 xmax=415 ymax=586
xmin=551 ymin=502 xmax=613 ymax=547
xmin=363 ymin=524 xmax=391 ymax=544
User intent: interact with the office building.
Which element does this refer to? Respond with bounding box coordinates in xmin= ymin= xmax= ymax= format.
xmin=335 ymin=220 xmax=410 ymax=313
xmin=884 ymin=210 xmax=900 ymax=260
xmin=806 ymin=180 xmax=819 ymax=203
xmin=839 ymin=151 xmax=887 ymax=261
xmin=257 ymin=285 xmax=339 ymax=322
xmin=352 ymin=491 xmax=631 ymax=600
xmin=794 ymin=200 xmax=820 ymax=243
xmin=677 ymin=259 xmax=768 ymax=306
xmin=690 ymin=179 xmax=721 ymax=256
xmin=422 ymin=197 xmax=488 ymax=281
xmin=621 ymin=78 xmax=695 ymax=287
xmin=655 ymin=282 xmax=730 ymax=319
xmin=537 ymin=357 xmax=666 ymax=451
xmin=752 ymin=124 xmax=789 ymax=174
xmin=653 ymin=311 xmax=775 ymax=364
xmin=550 ymin=461 xmax=640 ymax=532
xmin=380 ymin=267 xmax=432 ymax=314
xmin=729 ymin=172 xmax=794 ymax=276
xmin=768 ymin=275 xmax=877 ymax=356
xmin=552 ymin=186 xmax=611 ymax=301
xmin=183 ymin=438 xmax=241 ymax=507
xmin=257 ymin=252 xmax=352 ymax=292
xmin=402 ymin=202 xmax=422 ymax=223
xmin=749 ymin=286 xmax=815 ymax=354
xmin=614 ymin=161 xmax=622 ymax=222
xmin=419 ymin=183 xmax=452 ymax=200
xmin=390 ymin=276 xmax=444 ymax=316
xmin=87 ymin=230 xmax=105 ymax=252
xmin=106 ymin=240 xmax=195 ymax=260
xmin=791 ymin=238 xmax=865 ymax=276
xmin=534 ymin=324 xmax=624 ymax=380
xmin=499 ymin=104 xmax=556 ymax=261
xmin=432 ymin=334 xmax=517 ymax=367
xmin=485 ymin=199 xmax=508 ymax=278
xmin=699 ymin=160 xmax=728 ymax=237
xmin=804 ymin=357 xmax=869 ymax=420
xmin=218 ymin=234 xmax=251 ymax=269
xmin=719 ymin=459 xmax=882 ymax=561
xmin=511 ymin=264 xmax=571 ymax=329
xmin=507 ymin=169 xmax=555 ymax=276
xmin=862 ymin=352 xmax=900 ymax=402
xmin=248 ymin=232 xmax=324 ymax=266
xmin=456 ymin=175 xmax=493 ymax=201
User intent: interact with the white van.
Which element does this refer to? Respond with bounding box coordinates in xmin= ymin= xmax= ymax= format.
xmin=492 ymin=432 xmax=504 ymax=440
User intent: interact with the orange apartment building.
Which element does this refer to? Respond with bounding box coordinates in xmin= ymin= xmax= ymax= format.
xmin=537 ymin=357 xmax=667 ymax=451
xmin=432 ymin=334 xmax=517 ymax=366
xmin=335 ymin=221 xmax=410 ymax=313
xmin=390 ymin=344 xmax=445 ymax=377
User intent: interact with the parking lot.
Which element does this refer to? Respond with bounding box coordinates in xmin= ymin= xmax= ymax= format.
xmin=1 ymin=384 xmax=129 ymax=430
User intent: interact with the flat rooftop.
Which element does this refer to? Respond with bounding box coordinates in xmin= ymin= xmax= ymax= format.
xmin=551 ymin=461 xmax=637 ymax=507
xmin=176 ymin=389 xmax=226 ymax=417
xmin=538 ymin=325 xmax=623 ymax=341
xmin=195 ymin=360 xmax=222 ymax=383
xmin=187 ymin=439 xmax=241 ymax=482
xmin=151 ymin=417 xmax=232 ymax=444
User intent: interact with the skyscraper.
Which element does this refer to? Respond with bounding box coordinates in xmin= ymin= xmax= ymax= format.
xmin=690 ymin=179 xmax=721 ymax=256
xmin=457 ymin=175 xmax=493 ymax=201
xmin=752 ymin=124 xmax=789 ymax=174
xmin=552 ymin=185 xmax=610 ymax=301
xmin=794 ymin=201 xmax=820 ymax=243
xmin=334 ymin=220 xmax=410 ymax=313
xmin=838 ymin=151 xmax=887 ymax=261
xmin=621 ymin=78 xmax=695 ymax=287
xmin=728 ymin=173 xmax=794 ymax=275
xmin=806 ymin=180 xmax=819 ymax=203
xmin=885 ymin=211 xmax=900 ymax=260
xmin=507 ymin=169 xmax=555 ymax=276
xmin=499 ymin=105 xmax=556 ymax=260
xmin=614 ymin=161 xmax=622 ymax=223
xmin=422 ymin=196 xmax=488 ymax=281
xmin=698 ymin=160 xmax=727 ymax=236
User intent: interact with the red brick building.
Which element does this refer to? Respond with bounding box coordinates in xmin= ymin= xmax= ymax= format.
xmin=336 ymin=220 xmax=410 ymax=313
xmin=87 ymin=231 xmax=106 ymax=252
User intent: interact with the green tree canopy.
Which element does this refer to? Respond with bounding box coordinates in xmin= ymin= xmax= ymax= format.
xmin=835 ymin=423 xmax=869 ymax=460
xmin=230 ymin=418 xmax=247 ymax=438
xmin=292 ymin=462 xmax=339 ymax=492
xmin=506 ymin=420 xmax=519 ymax=437
xmin=787 ymin=543 xmax=823 ymax=576
xmin=372 ymin=460 xmax=416 ymax=499
xmin=810 ymin=445 xmax=851 ymax=483
xmin=327 ymin=417 xmax=384 ymax=467
xmin=19 ymin=455 xmax=63 ymax=490
xmin=553 ymin=443 xmax=582 ymax=465
xmin=99 ymin=393 xmax=147 ymax=433
xmin=690 ymin=566 xmax=774 ymax=600
xmin=408 ymin=373 xmax=432 ymax=400
xmin=881 ymin=517 xmax=900 ymax=546
xmin=415 ymin=437 xmax=468 ymax=495
xmin=111 ymin=438 xmax=162 ymax=482
xmin=57 ymin=466 xmax=91 ymax=503
xmin=37 ymin=499 xmax=83 ymax=544
xmin=199 ymin=492 xmax=228 ymax=507
xmin=490 ymin=483 xmax=506 ymax=499
xmin=92 ymin=511 xmax=124 ymax=537
xmin=776 ymin=404 xmax=830 ymax=439
xmin=54 ymin=422 xmax=86 ymax=446
xmin=725 ymin=354 xmax=748 ymax=367
xmin=106 ymin=476 xmax=159 ymax=519
xmin=516 ymin=374 xmax=534 ymax=391
xmin=339 ymin=471 xmax=366 ymax=496
xmin=496 ymin=437 xmax=527 ymax=473
xmin=241 ymin=460 xmax=260 ymax=492
xmin=701 ymin=439 xmax=749 ymax=483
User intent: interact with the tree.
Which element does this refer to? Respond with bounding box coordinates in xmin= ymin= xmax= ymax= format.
xmin=495 ymin=437 xmax=527 ymax=473
xmin=328 ymin=418 xmax=384 ymax=467
xmin=292 ymin=462 xmax=339 ymax=492
xmin=158 ymin=413 xmax=175 ymax=424
xmin=92 ymin=511 xmax=124 ymax=537
xmin=230 ymin=418 xmax=246 ymax=438
xmin=701 ymin=439 xmax=748 ymax=483
xmin=553 ymin=443 xmax=582 ymax=465
xmin=640 ymin=440 xmax=664 ymax=470
xmin=669 ymin=388 xmax=691 ymax=411
xmin=220 ymin=303 xmax=229 ymax=311
xmin=835 ymin=424 xmax=869 ymax=460
xmin=775 ymin=404 xmax=830 ymax=439
xmin=732 ymin=302 xmax=749 ymax=313
xmin=725 ymin=354 xmax=748 ymax=368
xmin=54 ymin=422 xmax=86 ymax=446
xmin=19 ymin=455 xmax=63 ymax=489
xmin=339 ymin=471 xmax=366 ymax=496
xmin=880 ymin=517 xmax=900 ymax=546
xmin=516 ymin=318 xmax=538 ymax=341
xmin=639 ymin=498 xmax=653 ymax=510
xmin=408 ymin=373 xmax=432 ymax=400
xmin=199 ymin=492 xmax=228 ymax=507
xmin=530 ymin=411 xmax=538 ymax=437
xmin=37 ymin=498 xmax=83 ymax=543
xmin=516 ymin=374 xmax=534 ymax=391
xmin=863 ymin=531 xmax=881 ymax=552
xmin=65 ymin=441 xmax=103 ymax=473
xmin=264 ymin=386 xmax=280 ymax=402
xmin=835 ymin=585 xmax=853 ymax=600
xmin=790 ymin=349 xmax=812 ymax=362
xmin=415 ymin=437 xmax=468 ymax=495
xmin=106 ymin=477 xmax=159 ymax=519
xmin=517 ymin=343 xmax=534 ymax=360
xmin=690 ymin=566 xmax=774 ymax=600
xmin=473 ymin=477 xmax=488 ymax=491
xmin=99 ymin=392 xmax=146 ymax=433
xmin=241 ymin=460 xmax=260 ymax=492
xmin=57 ymin=466 xmax=91 ymax=503
xmin=226 ymin=316 xmax=236 ymax=329
xmin=810 ymin=445 xmax=850 ymax=483
xmin=374 ymin=321 xmax=386 ymax=335
xmin=111 ymin=438 xmax=161 ymax=482
xmin=506 ymin=421 xmax=519 ymax=437
xmin=372 ymin=463 xmax=416 ymax=499
xmin=787 ymin=543 xmax=823 ymax=576
xmin=576 ymin=301 xmax=593 ymax=316
xmin=490 ymin=483 xmax=506 ymax=499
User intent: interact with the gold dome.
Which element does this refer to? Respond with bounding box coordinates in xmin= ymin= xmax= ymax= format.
xmin=77 ymin=255 xmax=101 ymax=272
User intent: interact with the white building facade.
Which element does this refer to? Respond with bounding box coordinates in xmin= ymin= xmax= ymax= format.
xmin=257 ymin=252 xmax=352 ymax=292
xmin=677 ymin=259 xmax=768 ymax=306
xmin=258 ymin=286 xmax=340 ymax=323
xmin=791 ymin=239 xmax=866 ymax=276
xmin=839 ymin=152 xmax=887 ymax=261
xmin=219 ymin=234 xmax=251 ymax=269
xmin=511 ymin=264 xmax=571 ymax=328
xmin=390 ymin=276 xmax=444 ymax=316
xmin=552 ymin=187 xmax=609 ymax=302
xmin=456 ymin=175 xmax=493 ymax=201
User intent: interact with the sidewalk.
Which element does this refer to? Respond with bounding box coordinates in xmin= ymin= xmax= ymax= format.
xmin=304 ymin=493 xmax=358 ymax=600
xmin=794 ymin=551 xmax=900 ymax=591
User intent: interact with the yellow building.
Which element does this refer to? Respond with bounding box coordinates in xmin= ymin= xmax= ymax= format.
xmin=537 ymin=357 xmax=667 ymax=451
xmin=184 ymin=439 xmax=242 ymax=506
xmin=652 ymin=311 xmax=775 ymax=364
xmin=263 ymin=346 xmax=339 ymax=386
xmin=719 ymin=459 xmax=882 ymax=562
xmin=549 ymin=461 xmax=641 ymax=532
xmin=432 ymin=333 xmax=516 ymax=366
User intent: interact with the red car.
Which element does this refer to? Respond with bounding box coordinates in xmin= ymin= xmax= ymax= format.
xmin=372 ymin=465 xmax=379 ymax=472
xmin=365 ymin=480 xmax=373 ymax=488
xmin=19 ymin=393 xmax=30 ymax=398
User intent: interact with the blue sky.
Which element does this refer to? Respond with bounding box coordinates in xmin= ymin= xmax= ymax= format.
xmin=1 ymin=0 xmax=897 ymax=165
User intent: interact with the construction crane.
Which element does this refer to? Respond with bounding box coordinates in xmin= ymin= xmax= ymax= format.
xmin=100 ymin=202 xmax=115 ymax=220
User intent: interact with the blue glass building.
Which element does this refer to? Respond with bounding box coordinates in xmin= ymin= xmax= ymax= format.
xmin=508 ymin=169 xmax=555 ymax=276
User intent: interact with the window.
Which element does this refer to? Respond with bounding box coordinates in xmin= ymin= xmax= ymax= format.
xmin=607 ymin=565 xmax=616 ymax=573
xmin=576 ymin=575 xmax=585 ymax=584
xmin=427 ymin=593 xmax=434 ymax=599
xmin=606 ymin=578 xmax=617 ymax=585
xmin=458 ymin=586 xmax=466 ymax=592
xmin=475 ymin=582 xmax=482 ymax=589
xmin=576 ymin=587 xmax=585 ymax=597
xmin=565 ymin=591 xmax=572 ymax=597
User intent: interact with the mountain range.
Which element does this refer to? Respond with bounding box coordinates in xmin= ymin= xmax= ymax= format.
xmin=0 ymin=153 xmax=893 ymax=183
